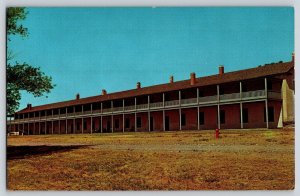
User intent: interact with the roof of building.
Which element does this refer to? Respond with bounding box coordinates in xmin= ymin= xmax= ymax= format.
xmin=16 ymin=60 xmax=294 ymax=114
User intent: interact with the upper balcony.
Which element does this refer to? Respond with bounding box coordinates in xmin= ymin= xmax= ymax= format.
xmin=9 ymin=89 xmax=281 ymax=124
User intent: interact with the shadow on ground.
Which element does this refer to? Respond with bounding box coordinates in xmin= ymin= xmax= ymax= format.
xmin=7 ymin=145 xmax=86 ymax=160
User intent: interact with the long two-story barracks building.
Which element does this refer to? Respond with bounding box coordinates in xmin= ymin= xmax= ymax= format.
xmin=8 ymin=54 xmax=295 ymax=135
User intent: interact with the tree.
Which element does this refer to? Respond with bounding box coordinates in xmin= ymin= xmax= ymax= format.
xmin=7 ymin=7 xmax=54 ymax=115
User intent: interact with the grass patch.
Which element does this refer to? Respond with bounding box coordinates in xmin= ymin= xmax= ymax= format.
xmin=7 ymin=128 xmax=294 ymax=190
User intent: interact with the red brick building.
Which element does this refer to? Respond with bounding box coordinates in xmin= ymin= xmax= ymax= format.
xmin=8 ymin=54 xmax=295 ymax=134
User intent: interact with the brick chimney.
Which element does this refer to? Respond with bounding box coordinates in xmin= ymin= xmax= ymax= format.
xmin=27 ymin=104 xmax=32 ymax=110
xmin=190 ymin=72 xmax=196 ymax=85
xmin=219 ymin=65 xmax=224 ymax=75
xmin=102 ymin=89 xmax=107 ymax=95
xmin=170 ymin=75 xmax=174 ymax=83
xmin=137 ymin=82 xmax=141 ymax=89
xmin=76 ymin=93 xmax=80 ymax=100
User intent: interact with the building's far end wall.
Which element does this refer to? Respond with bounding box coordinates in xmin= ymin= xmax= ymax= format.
xmin=282 ymin=79 xmax=295 ymax=124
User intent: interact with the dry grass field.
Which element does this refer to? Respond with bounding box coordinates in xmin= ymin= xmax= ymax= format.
xmin=7 ymin=128 xmax=294 ymax=190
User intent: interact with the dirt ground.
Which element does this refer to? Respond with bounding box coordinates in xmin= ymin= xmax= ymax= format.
xmin=7 ymin=128 xmax=294 ymax=190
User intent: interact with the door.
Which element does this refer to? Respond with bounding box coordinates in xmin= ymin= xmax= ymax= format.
xmin=165 ymin=116 xmax=169 ymax=131
xmin=150 ymin=117 xmax=154 ymax=131
xmin=107 ymin=120 xmax=111 ymax=132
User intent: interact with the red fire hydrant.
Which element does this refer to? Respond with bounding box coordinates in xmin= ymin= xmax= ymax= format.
xmin=215 ymin=128 xmax=220 ymax=139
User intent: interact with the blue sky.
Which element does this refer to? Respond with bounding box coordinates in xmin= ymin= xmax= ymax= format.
xmin=7 ymin=7 xmax=294 ymax=110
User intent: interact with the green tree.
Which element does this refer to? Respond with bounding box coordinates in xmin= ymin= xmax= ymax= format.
xmin=7 ymin=7 xmax=54 ymax=115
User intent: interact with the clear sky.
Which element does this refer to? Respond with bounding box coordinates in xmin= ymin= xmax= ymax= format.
xmin=7 ymin=7 xmax=294 ymax=110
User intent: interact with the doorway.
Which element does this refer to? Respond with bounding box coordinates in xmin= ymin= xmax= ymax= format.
xmin=150 ymin=117 xmax=154 ymax=131
xmin=165 ymin=116 xmax=169 ymax=131
xmin=107 ymin=120 xmax=111 ymax=132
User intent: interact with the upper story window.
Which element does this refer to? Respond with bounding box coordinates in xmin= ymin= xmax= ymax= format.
xmin=198 ymin=91 xmax=204 ymax=97
xmin=267 ymin=80 xmax=273 ymax=90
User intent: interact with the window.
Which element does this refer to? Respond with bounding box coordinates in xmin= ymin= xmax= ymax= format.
xmin=199 ymin=112 xmax=204 ymax=125
xmin=181 ymin=113 xmax=186 ymax=126
xmin=219 ymin=88 xmax=224 ymax=95
xmin=181 ymin=93 xmax=185 ymax=99
xmin=198 ymin=91 xmax=204 ymax=97
xmin=137 ymin=117 xmax=141 ymax=128
xmin=242 ymin=84 xmax=247 ymax=92
xmin=242 ymin=108 xmax=248 ymax=123
xmin=264 ymin=106 xmax=275 ymax=122
xmin=125 ymin=118 xmax=130 ymax=128
xmin=267 ymin=80 xmax=273 ymax=90
xmin=220 ymin=110 xmax=225 ymax=124
xmin=115 ymin=119 xmax=119 ymax=129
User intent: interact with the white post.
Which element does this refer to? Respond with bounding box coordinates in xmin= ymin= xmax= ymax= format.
xmin=217 ymin=85 xmax=220 ymax=129
xmin=91 ymin=104 xmax=93 ymax=134
xmin=100 ymin=103 xmax=103 ymax=133
xmin=123 ymin=99 xmax=125 ymax=133
xmin=52 ymin=110 xmax=54 ymax=134
xmin=45 ymin=111 xmax=47 ymax=135
xmin=82 ymin=105 xmax=84 ymax=134
xmin=240 ymin=81 xmax=243 ymax=129
xmin=73 ymin=106 xmax=76 ymax=134
xmin=163 ymin=93 xmax=165 ymax=131
xmin=111 ymin=101 xmax=113 ymax=133
xmin=148 ymin=95 xmax=151 ymax=132
xmin=197 ymin=88 xmax=200 ymax=130
xmin=135 ymin=97 xmax=137 ymax=132
xmin=27 ymin=122 xmax=29 ymax=135
xmin=58 ymin=109 xmax=60 ymax=134
xmin=265 ymin=78 xmax=269 ymax=129
xmin=179 ymin=91 xmax=182 ymax=131
xmin=65 ymin=108 xmax=68 ymax=134
xmin=33 ymin=112 xmax=36 ymax=135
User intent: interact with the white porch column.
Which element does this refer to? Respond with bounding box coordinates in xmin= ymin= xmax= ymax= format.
xmin=52 ymin=110 xmax=54 ymax=134
xmin=179 ymin=90 xmax=182 ymax=131
xmin=33 ymin=112 xmax=36 ymax=135
xmin=111 ymin=101 xmax=113 ymax=133
xmin=27 ymin=121 xmax=29 ymax=135
xmin=65 ymin=108 xmax=68 ymax=134
xmin=217 ymin=85 xmax=220 ymax=129
xmin=73 ymin=106 xmax=76 ymax=134
xmin=265 ymin=78 xmax=269 ymax=129
xmin=58 ymin=109 xmax=60 ymax=134
xmin=240 ymin=81 xmax=243 ymax=129
xmin=91 ymin=104 xmax=93 ymax=134
xmin=81 ymin=105 xmax=84 ymax=134
xmin=148 ymin=95 xmax=150 ymax=132
xmin=45 ymin=111 xmax=47 ymax=135
xmin=163 ymin=93 xmax=165 ymax=131
xmin=123 ymin=99 xmax=125 ymax=133
xmin=100 ymin=103 xmax=103 ymax=133
xmin=197 ymin=88 xmax=200 ymax=130
xmin=135 ymin=97 xmax=137 ymax=132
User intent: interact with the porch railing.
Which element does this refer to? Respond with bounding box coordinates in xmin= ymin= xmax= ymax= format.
xmin=10 ymin=89 xmax=280 ymax=124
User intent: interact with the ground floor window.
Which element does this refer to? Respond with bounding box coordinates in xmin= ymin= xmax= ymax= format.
xmin=77 ymin=122 xmax=80 ymax=130
xmin=137 ymin=117 xmax=141 ymax=128
xmin=199 ymin=112 xmax=204 ymax=125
